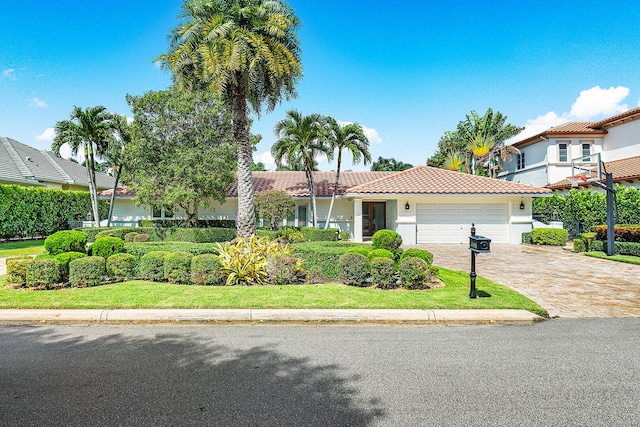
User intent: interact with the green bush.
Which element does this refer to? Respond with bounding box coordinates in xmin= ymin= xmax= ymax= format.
xmin=300 ymin=226 xmax=339 ymax=242
xmin=125 ymin=242 xmax=219 ymax=259
xmin=521 ymin=232 xmax=533 ymax=244
xmin=292 ymin=241 xmax=371 ymax=278
xmin=165 ymin=228 xmax=237 ymax=243
xmin=531 ymin=228 xmax=568 ymax=246
xmin=69 ymin=256 xmax=106 ymax=287
xmin=139 ymin=251 xmax=170 ymax=281
xmin=595 ymin=225 xmax=640 ymax=243
xmin=190 ymin=254 xmax=223 ymax=286
xmin=591 ymin=240 xmax=640 ymax=256
xmin=44 ymin=230 xmax=88 ymax=255
xmin=255 ymin=190 xmax=296 ymax=230
xmin=345 ymin=247 xmax=370 ymax=257
xmin=578 ymin=232 xmax=597 ymax=251
xmin=266 ymin=253 xmax=303 ymax=285
xmin=124 ymin=232 xmax=139 ymax=243
xmin=573 ymin=238 xmax=587 ymax=253
xmin=25 ymin=258 xmax=62 ymax=288
xmin=6 ymin=257 xmax=34 ymax=285
xmin=88 ymin=236 xmax=125 ymax=258
xmin=372 ymin=229 xmax=403 ymax=252
xmin=369 ymin=257 xmax=396 ymax=289
xmin=401 ymin=248 xmax=433 ymax=265
xmin=367 ymin=248 xmax=395 ymax=261
xmin=107 ymin=253 xmax=137 ymax=281
xmin=339 ymin=231 xmax=350 ymax=241
xmin=132 ymin=233 xmax=150 ymax=242
xmin=278 ymin=227 xmax=305 ymax=243
xmin=399 ymin=257 xmax=428 ymax=290
xmin=338 ymin=253 xmax=369 ymax=286
xmin=256 ymin=229 xmax=280 ymax=240
xmin=164 ymin=251 xmax=193 ymax=284
xmin=138 ymin=219 xmax=236 ymax=228
xmin=55 ymin=251 xmax=87 ymax=279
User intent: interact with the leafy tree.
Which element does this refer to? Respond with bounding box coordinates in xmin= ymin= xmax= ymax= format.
xmin=252 ymin=162 xmax=267 ymax=172
xmin=370 ymin=156 xmax=413 ymax=171
xmin=324 ymin=117 xmax=371 ymax=229
xmin=104 ymin=115 xmax=132 ymax=226
xmin=427 ymin=130 xmax=470 ymax=173
xmin=123 ymin=88 xmax=236 ymax=227
xmin=52 ymin=105 xmax=116 ymax=226
xmin=157 ymin=0 xmax=302 ymax=239
xmin=272 ymin=110 xmax=333 ymax=227
xmin=255 ymin=190 xmax=295 ymax=230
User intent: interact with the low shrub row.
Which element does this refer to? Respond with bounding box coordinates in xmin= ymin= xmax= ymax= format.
xmin=590 ymin=240 xmax=640 ymax=257
xmin=530 ymin=228 xmax=568 ymax=246
xmin=138 ymin=219 xmax=236 ymax=228
xmin=595 ymin=225 xmax=640 ymax=243
xmin=291 ymin=241 xmax=371 ymax=278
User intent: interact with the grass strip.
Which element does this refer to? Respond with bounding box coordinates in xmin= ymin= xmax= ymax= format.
xmin=0 ymin=240 xmax=45 ymax=257
xmin=584 ymin=251 xmax=640 ymax=265
xmin=0 ymin=268 xmax=546 ymax=316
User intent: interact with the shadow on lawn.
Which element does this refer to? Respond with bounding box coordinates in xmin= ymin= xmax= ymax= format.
xmin=0 ymin=327 xmax=385 ymax=426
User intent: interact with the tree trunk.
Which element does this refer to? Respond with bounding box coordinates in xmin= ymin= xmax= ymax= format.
xmin=106 ymin=165 xmax=122 ymax=227
xmin=305 ymin=162 xmax=317 ymax=227
xmin=324 ymin=150 xmax=342 ymax=229
xmin=232 ymin=79 xmax=256 ymax=239
xmin=84 ymin=144 xmax=100 ymax=227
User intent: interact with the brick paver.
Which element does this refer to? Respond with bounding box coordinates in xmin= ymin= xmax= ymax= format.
xmin=412 ymin=244 xmax=640 ymax=318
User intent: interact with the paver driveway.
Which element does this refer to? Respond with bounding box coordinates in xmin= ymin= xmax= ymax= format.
xmin=412 ymin=244 xmax=640 ymax=318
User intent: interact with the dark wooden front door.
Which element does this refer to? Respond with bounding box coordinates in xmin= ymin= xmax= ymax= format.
xmin=362 ymin=202 xmax=386 ymax=237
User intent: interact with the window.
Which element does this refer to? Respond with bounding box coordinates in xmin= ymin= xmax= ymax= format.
xmin=151 ymin=206 xmax=173 ymax=219
xmin=558 ymin=143 xmax=568 ymax=163
xmin=516 ymin=152 xmax=526 ymax=170
xmin=581 ymin=142 xmax=592 ymax=159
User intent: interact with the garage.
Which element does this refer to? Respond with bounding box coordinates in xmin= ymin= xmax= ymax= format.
xmin=416 ymin=203 xmax=509 ymax=244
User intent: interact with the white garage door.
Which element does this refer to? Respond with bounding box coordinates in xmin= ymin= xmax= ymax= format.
xmin=416 ymin=203 xmax=509 ymax=244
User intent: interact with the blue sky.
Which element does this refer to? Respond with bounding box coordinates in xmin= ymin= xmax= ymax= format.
xmin=2 ymin=0 xmax=640 ymax=171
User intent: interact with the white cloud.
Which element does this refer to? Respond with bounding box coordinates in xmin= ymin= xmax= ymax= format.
xmin=35 ymin=127 xmax=55 ymax=142
xmin=255 ymin=151 xmax=275 ymax=170
xmin=2 ymin=68 xmax=15 ymax=79
xmin=514 ymin=111 xmax=569 ymax=141
xmin=337 ymin=121 xmax=382 ymax=144
xmin=568 ymin=85 xmax=629 ymax=120
xmin=30 ymin=97 xmax=48 ymax=108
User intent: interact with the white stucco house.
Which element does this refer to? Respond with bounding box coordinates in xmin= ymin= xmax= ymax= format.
xmin=499 ymin=107 xmax=640 ymax=191
xmin=100 ymin=166 xmax=551 ymax=244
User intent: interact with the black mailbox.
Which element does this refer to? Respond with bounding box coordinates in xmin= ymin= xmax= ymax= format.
xmin=469 ymin=235 xmax=491 ymax=253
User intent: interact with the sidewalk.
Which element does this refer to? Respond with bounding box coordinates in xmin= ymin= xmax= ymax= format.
xmin=0 ymin=309 xmax=542 ymax=325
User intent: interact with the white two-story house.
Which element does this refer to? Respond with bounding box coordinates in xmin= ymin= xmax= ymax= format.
xmin=499 ymin=107 xmax=640 ymax=191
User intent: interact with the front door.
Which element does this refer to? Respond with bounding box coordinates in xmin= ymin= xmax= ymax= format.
xmin=362 ymin=202 xmax=386 ymax=237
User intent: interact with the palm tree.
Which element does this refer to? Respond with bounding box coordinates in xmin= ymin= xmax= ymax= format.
xmin=52 ymin=106 xmax=115 ymax=227
xmin=324 ymin=117 xmax=370 ymax=229
xmin=272 ymin=110 xmax=333 ymax=227
xmin=104 ymin=115 xmax=132 ymax=226
xmin=157 ymin=0 xmax=302 ymax=239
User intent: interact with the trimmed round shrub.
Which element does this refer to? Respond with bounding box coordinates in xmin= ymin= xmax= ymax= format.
xmin=190 ymin=254 xmax=223 ymax=286
xmin=367 ymin=248 xmax=394 ymax=261
xmin=107 ymin=253 xmax=137 ymax=281
xmin=124 ymin=232 xmax=139 ymax=243
xmin=345 ymin=247 xmax=370 ymax=257
xmin=372 ymin=229 xmax=403 ymax=252
xmin=55 ymin=251 xmax=87 ymax=280
xmin=139 ymin=251 xmax=170 ymax=281
xmin=370 ymin=257 xmax=396 ymax=289
xmin=26 ymin=258 xmax=62 ymax=288
xmin=339 ymin=231 xmax=350 ymax=241
xmin=44 ymin=230 xmax=88 ymax=255
xmin=69 ymin=256 xmax=106 ymax=287
xmin=399 ymin=257 xmax=428 ymax=289
xmin=401 ymin=248 xmax=433 ymax=265
xmin=6 ymin=257 xmax=34 ymax=286
xmin=278 ymin=227 xmax=305 ymax=243
xmin=338 ymin=253 xmax=369 ymax=286
xmin=573 ymin=238 xmax=587 ymax=253
xmin=532 ymin=228 xmax=569 ymax=246
xmin=394 ymin=247 xmax=404 ymax=261
xmin=132 ymin=233 xmax=150 ymax=242
xmin=36 ymin=253 xmax=56 ymax=259
xmin=88 ymin=236 xmax=125 ymax=259
xmin=164 ymin=251 xmax=193 ymax=284
xmin=266 ymin=253 xmax=302 ymax=285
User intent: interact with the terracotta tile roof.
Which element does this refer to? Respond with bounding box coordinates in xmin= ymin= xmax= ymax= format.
xmin=346 ymin=166 xmax=552 ymax=195
xmin=512 ymin=122 xmax=606 ymax=147
xmin=548 ymin=155 xmax=640 ymax=190
xmin=589 ymin=106 xmax=640 ymax=128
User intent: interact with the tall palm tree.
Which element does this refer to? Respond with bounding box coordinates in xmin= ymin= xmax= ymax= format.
xmin=272 ymin=110 xmax=333 ymax=227
xmin=324 ymin=117 xmax=370 ymax=229
xmin=157 ymin=0 xmax=302 ymax=239
xmin=104 ymin=115 xmax=132 ymax=226
xmin=52 ymin=106 xmax=115 ymax=227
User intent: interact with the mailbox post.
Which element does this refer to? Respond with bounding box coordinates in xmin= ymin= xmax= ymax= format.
xmin=468 ymin=223 xmax=491 ymax=299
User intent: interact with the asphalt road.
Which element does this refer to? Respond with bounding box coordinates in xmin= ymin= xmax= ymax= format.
xmin=1 ymin=320 xmax=638 ymax=426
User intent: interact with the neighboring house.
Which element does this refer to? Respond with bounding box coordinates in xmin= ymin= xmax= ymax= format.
xmin=100 ymin=166 xmax=551 ymax=244
xmin=0 ymin=136 xmax=115 ymax=191
xmin=499 ymin=107 xmax=640 ymax=191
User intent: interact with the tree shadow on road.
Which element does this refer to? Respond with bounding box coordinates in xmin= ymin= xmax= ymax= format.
xmin=0 ymin=326 xmax=385 ymax=426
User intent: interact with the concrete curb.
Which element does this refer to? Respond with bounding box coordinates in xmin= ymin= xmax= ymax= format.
xmin=0 ymin=309 xmax=543 ymax=325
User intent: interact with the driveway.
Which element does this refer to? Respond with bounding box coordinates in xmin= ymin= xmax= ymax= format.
xmin=412 ymin=244 xmax=640 ymax=318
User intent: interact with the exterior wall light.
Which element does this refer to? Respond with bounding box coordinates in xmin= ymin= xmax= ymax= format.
xmin=405 ymin=202 xmax=410 ymax=210
xmin=519 ymin=201 xmax=525 ymax=210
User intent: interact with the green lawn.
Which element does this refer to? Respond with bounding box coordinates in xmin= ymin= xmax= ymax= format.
xmin=0 ymin=268 xmax=547 ymax=316
xmin=0 ymin=240 xmax=45 ymax=257
xmin=585 ymin=251 xmax=640 ymax=265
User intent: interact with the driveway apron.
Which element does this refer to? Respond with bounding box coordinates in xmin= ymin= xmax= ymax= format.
xmin=412 ymin=244 xmax=640 ymax=318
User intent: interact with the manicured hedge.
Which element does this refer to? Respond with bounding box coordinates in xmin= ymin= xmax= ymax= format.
xmin=6 ymin=257 xmax=34 ymax=285
xmin=44 ymin=230 xmax=88 ymax=255
xmin=591 ymin=240 xmax=640 ymax=256
xmin=291 ymin=241 xmax=371 ymax=278
xmin=401 ymin=248 xmax=433 ymax=265
xmin=88 ymin=236 xmax=125 ymax=259
xmin=69 ymin=256 xmax=106 ymax=287
xmin=107 ymin=253 xmax=137 ymax=281
xmin=595 ymin=225 xmax=640 ymax=243
xmin=79 ymin=226 xmax=236 ymax=243
xmin=338 ymin=253 xmax=369 ymax=286
xmin=139 ymin=251 xmax=170 ymax=281
xmin=55 ymin=251 xmax=87 ymax=279
xmin=367 ymin=248 xmax=394 ymax=261
xmin=190 ymin=254 xmax=223 ymax=286
xmin=164 ymin=251 xmax=193 ymax=284
xmin=300 ymin=226 xmax=339 ymax=242
xmin=124 ymin=242 xmax=219 ymax=259
xmin=370 ymin=257 xmax=395 ymax=289
xmin=521 ymin=232 xmax=533 ymax=244
xmin=531 ymin=228 xmax=568 ymax=246
xmin=372 ymin=229 xmax=403 ymax=252
xmin=138 ymin=219 xmax=236 ymax=228
xmin=26 ymin=258 xmax=62 ymax=288
xmin=0 ymin=184 xmax=108 ymax=240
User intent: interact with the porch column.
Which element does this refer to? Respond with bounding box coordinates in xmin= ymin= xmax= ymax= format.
xmin=354 ymin=198 xmax=363 ymax=243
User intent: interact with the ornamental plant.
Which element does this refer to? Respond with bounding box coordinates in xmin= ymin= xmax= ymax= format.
xmin=371 ymin=229 xmax=402 ymax=252
xmin=106 ymin=253 xmax=137 ymax=281
xmin=69 ymin=256 xmax=106 ymax=287
xmin=369 ymin=257 xmax=396 ymax=289
xmin=6 ymin=257 xmax=34 ymax=286
xmin=55 ymin=251 xmax=87 ymax=280
xmin=338 ymin=252 xmax=369 ymax=286
xmin=88 ymin=236 xmax=125 ymax=258
xmin=139 ymin=251 xmax=170 ymax=281
xmin=26 ymin=258 xmax=62 ymax=288
xmin=190 ymin=254 xmax=223 ymax=286
xmin=401 ymin=248 xmax=433 ymax=265
xmin=265 ymin=253 xmax=305 ymax=285
xmin=255 ymin=190 xmax=296 ymax=230
xmin=164 ymin=251 xmax=193 ymax=284
xmin=44 ymin=230 xmax=88 ymax=255
xmin=399 ymin=257 xmax=428 ymax=289
xmin=366 ymin=248 xmax=395 ymax=261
